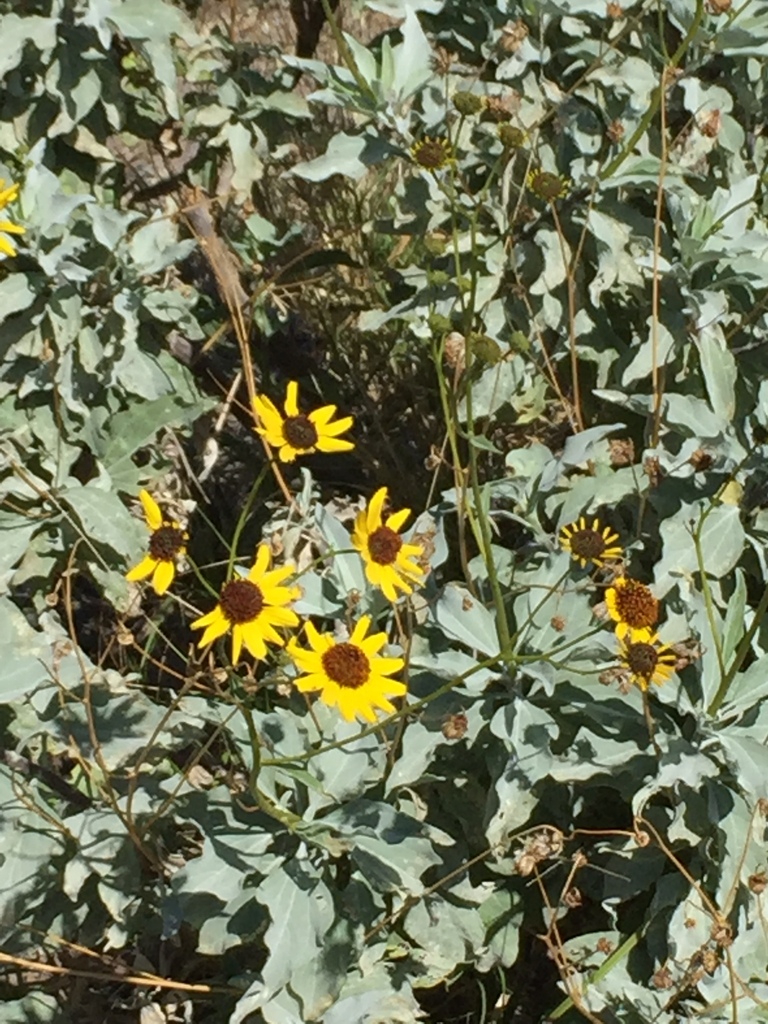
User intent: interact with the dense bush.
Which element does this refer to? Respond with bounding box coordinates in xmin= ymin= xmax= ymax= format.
xmin=2 ymin=0 xmax=768 ymax=1021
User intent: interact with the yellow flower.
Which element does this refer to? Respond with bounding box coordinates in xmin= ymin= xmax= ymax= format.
xmin=0 ymin=178 xmax=24 ymax=257
xmin=527 ymin=168 xmax=569 ymax=201
xmin=125 ymin=490 xmax=187 ymax=595
xmin=605 ymin=576 xmax=659 ymax=641
xmin=618 ymin=629 xmax=676 ymax=691
xmin=191 ymin=544 xmax=300 ymax=664
xmin=352 ymin=487 xmax=425 ymax=602
xmin=560 ymin=516 xmax=622 ymax=569
xmin=411 ymin=136 xmax=453 ymax=171
xmin=287 ymin=615 xmax=406 ymax=723
xmin=253 ymin=381 xmax=354 ymax=463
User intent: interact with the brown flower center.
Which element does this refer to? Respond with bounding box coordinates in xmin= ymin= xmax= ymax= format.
xmin=367 ymin=526 xmax=403 ymax=566
xmin=615 ymin=580 xmax=658 ymax=628
xmin=569 ymin=528 xmax=607 ymax=561
xmin=413 ymin=139 xmax=451 ymax=169
xmin=531 ymin=170 xmax=565 ymax=199
xmin=220 ymin=579 xmax=264 ymax=624
xmin=322 ymin=643 xmax=370 ymax=689
xmin=282 ymin=414 xmax=318 ymax=451
xmin=149 ymin=524 xmax=185 ymax=562
xmin=626 ymin=642 xmax=658 ymax=680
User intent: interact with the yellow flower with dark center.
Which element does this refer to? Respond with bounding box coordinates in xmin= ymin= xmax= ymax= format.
xmin=527 ymin=168 xmax=569 ymax=201
xmin=0 ymin=178 xmax=25 ymax=257
xmin=191 ymin=545 xmax=300 ymax=663
xmin=125 ymin=490 xmax=187 ymax=595
xmin=287 ymin=615 xmax=406 ymax=722
xmin=352 ymin=487 xmax=425 ymax=602
xmin=560 ymin=516 xmax=622 ymax=569
xmin=253 ymin=381 xmax=354 ymax=463
xmin=411 ymin=136 xmax=453 ymax=171
xmin=605 ymin=576 xmax=659 ymax=640
xmin=618 ymin=629 xmax=676 ymax=690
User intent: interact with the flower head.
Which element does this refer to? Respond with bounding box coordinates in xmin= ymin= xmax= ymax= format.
xmin=288 ymin=615 xmax=406 ymax=722
xmin=253 ymin=381 xmax=354 ymax=463
xmin=618 ymin=630 xmax=676 ymax=691
xmin=352 ymin=487 xmax=425 ymax=602
xmin=411 ymin=137 xmax=453 ymax=171
xmin=560 ymin=516 xmax=622 ymax=569
xmin=0 ymin=178 xmax=24 ymax=257
xmin=191 ymin=545 xmax=300 ymax=663
xmin=605 ymin=576 xmax=659 ymax=640
xmin=126 ymin=490 xmax=187 ymax=595
xmin=527 ymin=168 xmax=569 ymax=201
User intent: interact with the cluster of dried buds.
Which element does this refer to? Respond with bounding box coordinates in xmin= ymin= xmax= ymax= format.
xmin=514 ymin=828 xmax=564 ymax=876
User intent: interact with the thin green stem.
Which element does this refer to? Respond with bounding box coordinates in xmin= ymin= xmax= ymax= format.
xmin=227 ymin=465 xmax=270 ymax=580
xmin=708 ymin=577 xmax=768 ymax=717
xmin=318 ymin=0 xmax=377 ymax=105
xmin=599 ymin=0 xmax=706 ymax=182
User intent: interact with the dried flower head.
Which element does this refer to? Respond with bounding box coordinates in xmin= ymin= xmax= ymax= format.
xmin=699 ymin=109 xmax=722 ymax=138
xmin=706 ymin=0 xmax=731 ymax=12
xmin=651 ymin=966 xmax=674 ymax=990
xmin=500 ymin=19 xmax=528 ymax=53
xmin=618 ymin=630 xmax=677 ymax=690
xmin=606 ymin=1 xmax=623 ymax=17
xmin=606 ymin=119 xmax=625 ymax=143
xmin=644 ymin=455 xmax=663 ymax=487
xmin=444 ymin=331 xmax=466 ymax=373
xmin=748 ymin=871 xmax=767 ymax=894
xmin=551 ymin=615 xmax=566 ymax=632
xmin=411 ymin=136 xmax=453 ymax=171
xmin=431 ymin=46 xmax=457 ymax=75
xmin=483 ymin=93 xmax=520 ymax=122
xmin=442 ymin=712 xmax=468 ymax=740
xmin=689 ymin=448 xmax=714 ymax=472
xmin=609 ymin=438 xmax=635 ymax=466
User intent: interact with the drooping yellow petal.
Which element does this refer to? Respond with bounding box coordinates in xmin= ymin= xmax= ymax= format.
xmin=152 ymin=559 xmax=175 ymax=595
xmin=138 ymin=489 xmax=163 ymax=531
xmin=126 ymin=554 xmax=158 ymax=582
xmin=240 ymin=620 xmax=269 ymax=660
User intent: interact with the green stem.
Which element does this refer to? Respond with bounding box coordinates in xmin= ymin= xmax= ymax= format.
xmin=318 ymin=0 xmax=377 ymax=105
xmin=708 ymin=577 xmax=768 ymax=717
xmin=599 ymin=0 xmax=706 ymax=181
xmin=549 ymin=929 xmax=641 ymax=1019
xmin=227 ymin=465 xmax=270 ymax=581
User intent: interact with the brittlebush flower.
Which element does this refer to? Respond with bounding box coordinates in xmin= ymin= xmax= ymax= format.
xmin=605 ymin=576 xmax=659 ymax=640
xmin=253 ymin=381 xmax=354 ymax=463
xmin=352 ymin=487 xmax=425 ymax=602
xmin=191 ymin=545 xmax=300 ymax=663
xmin=288 ymin=615 xmax=406 ymax=722
xmin=527 ymin=168 xmax=569 ymax=200
xmin=0 ymin=178 xmax=24 ymax=257
xmin=126 ymin=490 xmax=187 ymax=595
xmin=411 ymin=136 xmax=453 ymax=171
xmin=560 ymin=516 xmax=623 ymax=569
xmin=618 ymin=629 xmax=676 ymax=690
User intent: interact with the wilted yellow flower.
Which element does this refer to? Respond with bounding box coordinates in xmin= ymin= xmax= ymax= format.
xmin=125 ymin=490 xmax=187 ymax=595
xmin=560 ymin=516 xmax=622 ymax=569
xmin=617 ymin=630 xmax=676 ymax=690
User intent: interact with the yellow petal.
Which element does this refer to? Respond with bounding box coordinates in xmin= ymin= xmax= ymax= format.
xmin=317 ymin=415 xmax=353 ymax=438
xmin=367 ymin=489 xmax=387 ymax=533
xmin=0 ymin=235 xmax=18 ymax=257
xmin=152 ymin=559 xmax=175 ymax=595
xmin=315 ymin=436 xmax=355 ymax=454
xmin=241 ymin=620 xmax=269 ymax=660
xmin=249 ymin=544 xmax=270 ymax=582
xmin=350 ymin=615 xmax=372 ymax=646
xmin=386 ymin=508 xmax=410 ymax=532
xmin=196 ymin=615 xmax=230 ymax=648
xmin=139 ymin=490 xmax=163 ymax=531
xmin=126 ymin=554 xmax=158 ymax=582
xmin=284 ymin=381 xmax=299 ymax=416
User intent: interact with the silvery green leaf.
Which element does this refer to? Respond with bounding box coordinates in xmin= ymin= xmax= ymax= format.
xmin=430 ymin=583 xmax=500 ymax=658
